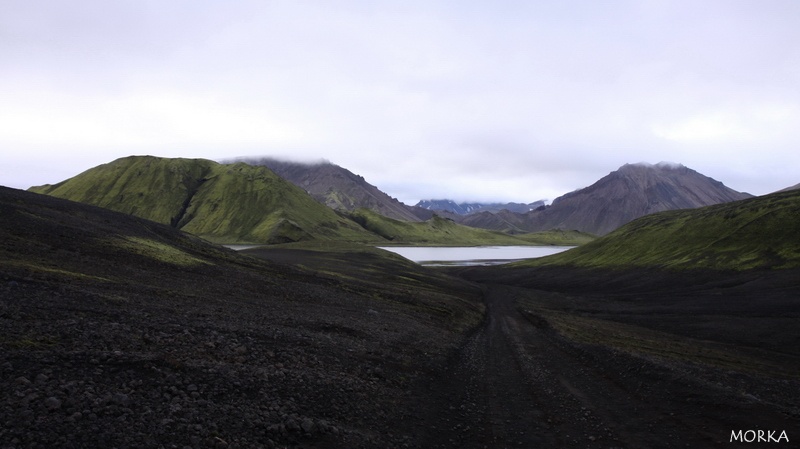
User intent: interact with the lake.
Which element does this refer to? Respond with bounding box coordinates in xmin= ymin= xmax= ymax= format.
xmin=377 ymin=245 xmax=574 ymax=266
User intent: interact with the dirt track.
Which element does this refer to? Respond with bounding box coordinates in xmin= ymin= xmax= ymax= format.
xmin=416 ymin=284 xmax=797 ymax=449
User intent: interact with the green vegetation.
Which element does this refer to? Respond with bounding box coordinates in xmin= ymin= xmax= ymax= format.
xmin=30 ymin=156 xmax=379 ymax=244
xmin=347 ymin=208 xmax=539 ymax=246
xmin=513 ymin=229 xmax=596 ymax=246
xmin=517 ymin=189 xmax=800 ymax=270
xmin=28 ymin=155 xmax=599 ymax=247
xmin=114 ymin=236 xmax=211 ymax=267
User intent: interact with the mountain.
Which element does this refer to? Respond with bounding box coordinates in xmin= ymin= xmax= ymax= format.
xmin=346 ymin=208 xmax=538 ymax=245
xmin=29 ymin=156 xmax=377 ymax=244
xmin=415 ymin=199 xmax=546 ymax=215
xmin=779 ymin=182 xmax=800 ymax=192
xmin=518 ymin=162 xmax=752 ymax=236
xmin=456 ymin=210 xmax=530 ymax=234
xmin=235 ymin=157 xmax=423 ymax=222
xmin=522 ymin=188 xmax=800 ymax=270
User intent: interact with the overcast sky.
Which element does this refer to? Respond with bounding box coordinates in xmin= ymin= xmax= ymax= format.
xmin=2 ymin=0 xmax=799 ymax=204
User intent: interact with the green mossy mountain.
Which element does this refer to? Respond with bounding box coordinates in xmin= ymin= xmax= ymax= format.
xmin=29 ymin=156 xmax=377 ymax=244
xmin=520 ymin=189 xmax=800 ymax=270
xmin=28 ymin=155 xmax=583 ymax=247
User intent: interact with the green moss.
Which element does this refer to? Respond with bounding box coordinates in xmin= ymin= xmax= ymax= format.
xmin=516 ymin=189 xmax=800 ymax=271
xmin=1 ymin=335 xmax=58 ymax=349
xmin=513 ymin=229 xmax=596 ymax=246
xmin=30 ymin=156 xmax=379 ymax=244
xmin=347 ymin=208 xmax=543 ymax=246
xmin=115 ymin=236 xmax=211 ymax=267
xmin=2 ymin=260 xmax=113 ymax=282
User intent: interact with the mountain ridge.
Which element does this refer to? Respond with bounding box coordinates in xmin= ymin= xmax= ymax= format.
xmin=415 ymin=199 xmax=546 ymax=215
xmin=234 ymin=157 xmax=424 ymax=222
xmin=29 ymin=156 xmax=377 ymax=244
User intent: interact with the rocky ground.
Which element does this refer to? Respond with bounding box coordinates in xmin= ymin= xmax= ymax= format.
xmin=2 ymin=186 xmax=799 ymax=448
xmin=0 ymin=187 xmax=482 ymax=448
xmin=415 ymin=282 xmax=799 ymax=448
xmin=1 ymin=273 xmax=468 ymax=449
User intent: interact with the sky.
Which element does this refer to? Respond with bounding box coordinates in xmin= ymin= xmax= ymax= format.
xmin=2 ymin=0 xmax=799 ymax=204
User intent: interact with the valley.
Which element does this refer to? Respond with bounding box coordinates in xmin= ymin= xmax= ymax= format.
xmin=2 ymin=185 xmax=798 ymax=448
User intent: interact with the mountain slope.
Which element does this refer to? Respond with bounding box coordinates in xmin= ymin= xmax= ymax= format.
xmin=0 ymin=185 xmax=487 ymax=448
xmin=237 ymin=157 xmax=423 ymax=222
xmin=779 ymin=182 xmax=800 ymax=192
xmin=415 ymin=199 xmax=545 ymax=215
xmin=521 ymin=188 xmax=800 ymax=270
xmin=347 ymin=208 xmax=536 ymax=245
xmin=457 ymin=210 xmax=530 ymax=234
xmin=520 ymin=162 xmax=752 ymax=236
xmin=29 ymin=156 xmax=377 ymax=244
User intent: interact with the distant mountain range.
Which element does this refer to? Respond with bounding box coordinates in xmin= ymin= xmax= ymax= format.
xmin=29 ymin=156 xmax=566 ymax=245
xmin=415 ymin=199 xmax=546 ymax=215
xmin=29 ymin=156 xmax=762 ymax=241
xmin=452 ymin=162 xmax=751 ymax=236
xmin=237 ymin=158 xmax=752 ymax=236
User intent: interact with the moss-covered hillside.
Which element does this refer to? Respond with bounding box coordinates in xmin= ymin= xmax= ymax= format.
xmin=519 ymin=188 xmax=800 ymax=270
xmin=347 ymin=208 xmax=539 ymax=246
xmin=29 ymin=156 xmax=378 ymax=244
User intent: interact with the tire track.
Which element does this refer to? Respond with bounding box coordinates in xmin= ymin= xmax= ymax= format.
xmin=417 ymin=284 xmax=797 ymax=448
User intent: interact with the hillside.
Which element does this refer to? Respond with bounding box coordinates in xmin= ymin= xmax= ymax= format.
xmin=519 ymin=188 xmax=800 ymax=270
xmin=29 ymin=156 xmax=378 ymax=244
xmin=519 ymin=162 xmax=752 ymax=236
xmin=0 ymin=185 xmax=486 ymax=448
xmin=456 ymin=210 xmax=530 ymax=234
xmin=237 ymin=157 xmax=423 ymax=222
xmin=346 ymin=208 xmax=536 ymax=246
xmin=779 ymin=182 xmax=800 ymax=192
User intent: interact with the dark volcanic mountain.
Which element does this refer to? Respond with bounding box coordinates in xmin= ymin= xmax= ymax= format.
xmin=237 ymin=157 xmax=422 ymax=222
xmin=521 ymin=162 xmax=752 ymax=235
xmin=415 ymin=199 xmax=546 ymax=215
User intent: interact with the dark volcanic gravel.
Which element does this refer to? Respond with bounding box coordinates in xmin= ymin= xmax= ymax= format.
xmin=2 ymin=187 xmax=799 ymax=448
xmin=0 ymin=187 xmax=481 ymax=448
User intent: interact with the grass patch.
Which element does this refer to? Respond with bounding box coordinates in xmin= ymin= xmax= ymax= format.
xmin=1 ymin=335 xmax=59 ymax=349
xmin=514 ymin=229 xmax=596 ymax=246
xmin=1 ymin=260 xmax=113 ymax=282
xmin=114 ymin=236 xmax=212 ymax=267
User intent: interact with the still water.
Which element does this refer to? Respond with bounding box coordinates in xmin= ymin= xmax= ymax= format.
xmin=378 ymin=245 xmax=574 ymax=266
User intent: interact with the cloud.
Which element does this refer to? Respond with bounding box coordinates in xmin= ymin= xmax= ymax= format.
xmin=2 ymin=0 xmax=800 ymax=200
xmin=652 ymin=104 xmax=800 ymax=145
